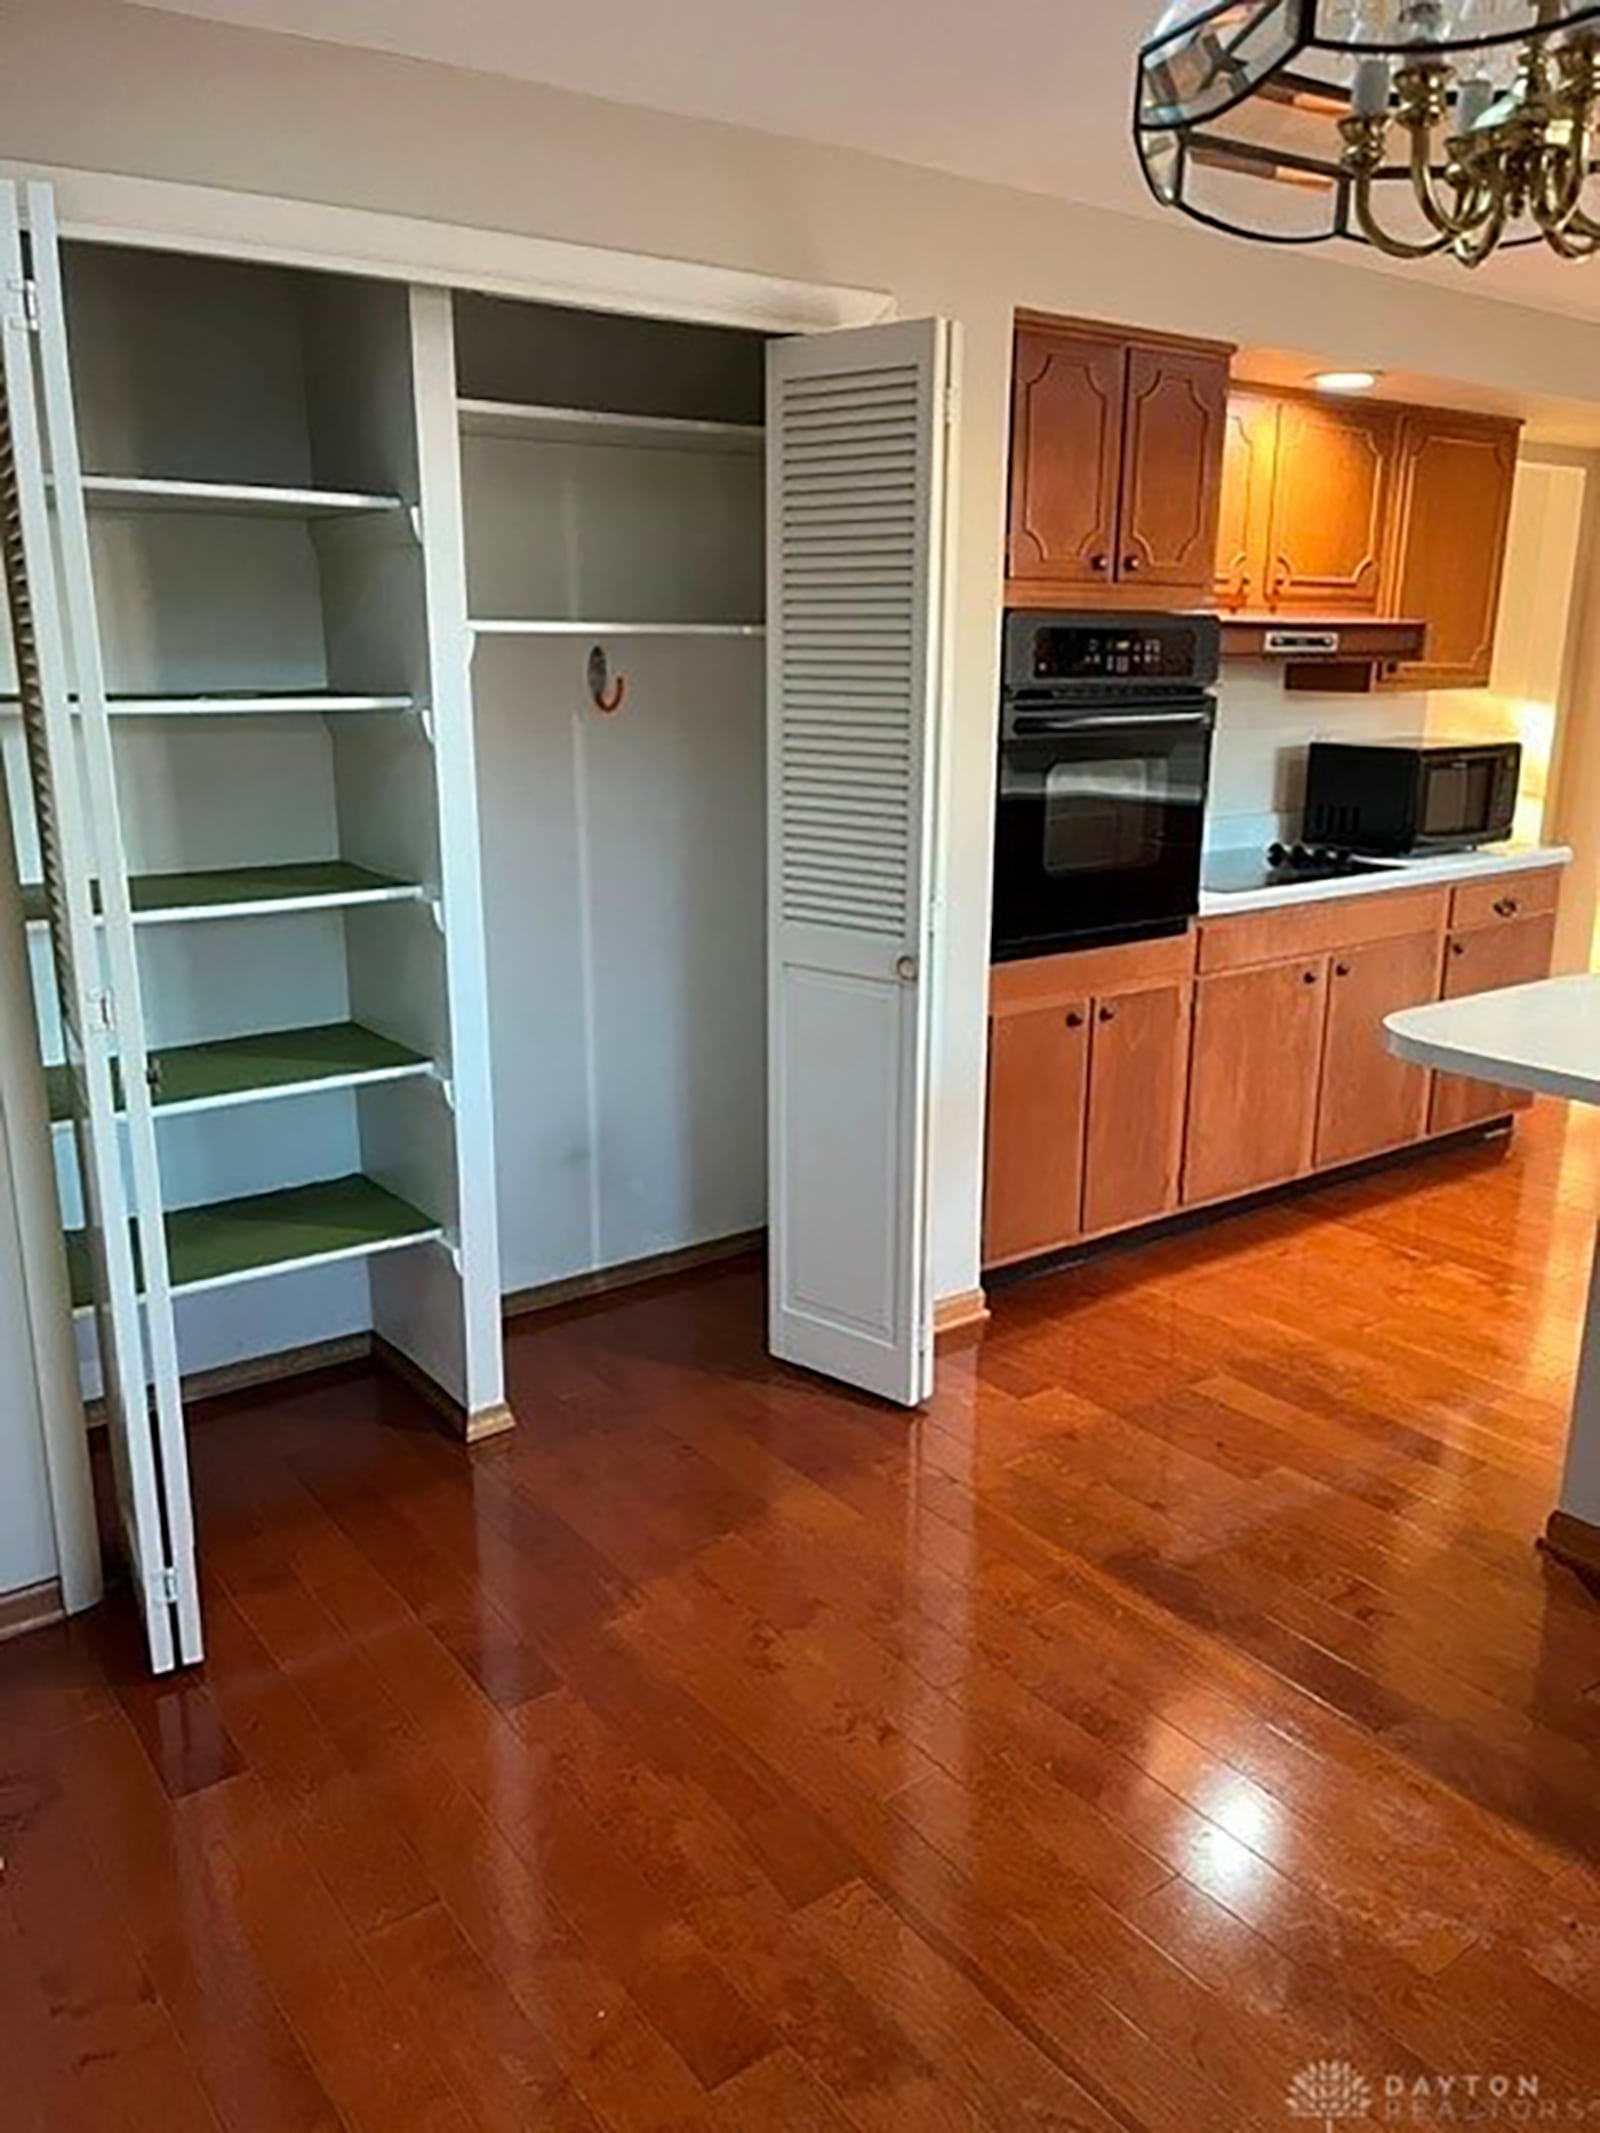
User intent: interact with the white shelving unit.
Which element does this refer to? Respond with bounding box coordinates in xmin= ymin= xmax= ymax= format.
xmin=0 ymin=182 xmax=506 ymax=1671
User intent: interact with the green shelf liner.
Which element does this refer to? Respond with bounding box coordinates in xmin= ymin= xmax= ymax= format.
xmin=65 ymin=1172 xmax=438 ymax=1308
xmin=22 ymin=860 xmax=413 ymax=925
xmin=46 ymin=1022 xmax=428 ymax=1121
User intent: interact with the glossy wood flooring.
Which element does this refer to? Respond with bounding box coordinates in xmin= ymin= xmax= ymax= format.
xmin=8 ymin=1104 xmax=1600 ymax=2131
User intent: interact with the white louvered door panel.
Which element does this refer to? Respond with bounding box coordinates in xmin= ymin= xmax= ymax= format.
xmin=0 ymin=181 xmax=188 ymax=1673
xmin=765 ymin=318 xmax=956 ymax=1406
xmin=26 ymin=182 xmax=200 ymax=1666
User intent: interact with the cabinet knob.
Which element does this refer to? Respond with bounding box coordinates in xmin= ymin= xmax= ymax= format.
xmin=1493 ymin=896 xmax=1519 ymax=918
xmin=894 ymin=954 xmax=918 ymax=981
xmin=1450 ymin=938 xmax=1467 ymax=956
xmin=1065 ymin=1009 xmax=1084 ymax=1028
xmin=1333 ymin=961 xmax=1351 ymax=978
xmin=1090 ymin=553 xmax=1109 ymax=573
xmin=1097 ymin=1003 xmax=1117 ymax=1023
xmin=1302 ymin=968 xmax=1318 ymax=984
xmin=1122 ymin=554 xmax=1142 ymax=573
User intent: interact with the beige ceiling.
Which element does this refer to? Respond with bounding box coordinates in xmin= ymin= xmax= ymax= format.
xmin=128 ymin=0 xmax=1600 ymax=335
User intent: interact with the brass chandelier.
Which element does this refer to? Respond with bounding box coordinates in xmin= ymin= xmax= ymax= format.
xmin=1136 ymin=0 xmax=1600 ymax=265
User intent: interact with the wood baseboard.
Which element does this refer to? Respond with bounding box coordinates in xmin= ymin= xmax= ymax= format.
xmin=1541 ymin=1508 xmax=1600 ymax=1584
xmin=934 ymin=1287 xmax=990 ymax=1341
xmin=371 ymin=1335 xmax=517 ymax=1444
xmin=87 ymin=1332 xmax=375 ymax=1428
xmin=502 ymin=1230 xmax=765 ymax=1321
xmin=0 ymin=1577 xmax=65 ymax=1643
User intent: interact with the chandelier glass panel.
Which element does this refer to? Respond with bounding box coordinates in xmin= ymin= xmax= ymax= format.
xmin=1136 ymin=0 xmax=1600 ymax=264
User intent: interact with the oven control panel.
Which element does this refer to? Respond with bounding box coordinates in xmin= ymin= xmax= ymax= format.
xmin=1003 ymin=610 xmax=1221 ymax=691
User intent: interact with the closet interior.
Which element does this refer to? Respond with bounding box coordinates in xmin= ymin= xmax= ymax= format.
xmin=454 ymin=294 xmax=771 ymax=1298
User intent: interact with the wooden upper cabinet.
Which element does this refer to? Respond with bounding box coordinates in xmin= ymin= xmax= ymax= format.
xmin=1314 ymin=932 xmax=1439 ymax=1169
xmin=1213 ymin=390 xmax=1278 ymax=610
xmin=1265 ymin=396 xmax=1397 ymax=612
xmin=1007 ymin=316 xmax=1232 ymax=607
xmin=1382 ymin=410 xmax=1520 ymax=690
xmin=983 ymin=1000 xmax=1090 ymax=1265
xmin=1183 ymin=958 xmax=1328 ymax=1205
xmin=1118 ymin=344 xmax=1229 ymax=596
xmin=1007 ymin=324 xmax=1126 ymax=593
xmin=1082 ymin=980 xmax=1189 ymax=1233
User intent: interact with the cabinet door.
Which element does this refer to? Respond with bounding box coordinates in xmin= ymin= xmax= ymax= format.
xmin=1117 ymin=344 xmax=1229 ymax=595
xmin=1382 ymin=411 xmax=1519 ymax=690
xmin=1213 ymin=390 xmax=1278 ymax=609
xmin=1183 ymin=959 xmax=1327 ymax=1204
xmin=1007 ymin=325 xmax=1125 ymax=593
xmin=1314 ymin=932 xmax=1439 ymax=1169
xmin=1265 ymin=397 xmax=1397 ymax=612
xmin=1429 ymin=914 xmax=1558 ymax=1133
xmin=1083 ymin=981 xmax=1189 ymax=1233
xmin=984 ymin=1002 xmax=1089 ymax=1264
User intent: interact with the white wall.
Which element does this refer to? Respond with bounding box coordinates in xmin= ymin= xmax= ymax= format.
xmin=10 ymin=0 xmax=1600 ymax=1307
xmin=0 ymin=1090 xmax=60 ymax=1602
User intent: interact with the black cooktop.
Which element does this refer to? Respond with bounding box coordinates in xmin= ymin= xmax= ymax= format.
xmin=1202 ymin=842 xmax=1394 ymax=895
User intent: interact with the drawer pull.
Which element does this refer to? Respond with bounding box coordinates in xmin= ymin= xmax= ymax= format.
xmin=1493 ymin=896 xmax=1519 ymax=918
xmin=1065 ymin=1009 xmax=1084 ymax=1028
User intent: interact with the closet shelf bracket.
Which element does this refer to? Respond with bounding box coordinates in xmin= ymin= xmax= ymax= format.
xmin=425 ymin=893 xmax=447 ymax=936
xmin=433 ymin=1068 xmax=457 ymax=1113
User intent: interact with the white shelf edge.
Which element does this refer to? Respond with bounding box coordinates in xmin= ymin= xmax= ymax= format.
xmin=50 ymin=1060 xmax=435 ymax=1129
xmin=131 ymin=885 xmax=426 ymax=928
xmin=71 ymin=1225 xmax=444 ymax=1313
xmin=76 ymin=474 xmax=408 ymax=518
xmin=1 ymin=693 xmax=419 ymax=717
xmin=457 ymin=398 xmax=762 ymax=453
xmin=25 ymin=884 xmax=426 ymax=932
xmin=468 ymin=619 xmax=766 ymax=638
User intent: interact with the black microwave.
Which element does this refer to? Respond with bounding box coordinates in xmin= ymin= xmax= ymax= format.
xmin=1302 ymin=738 xmax=1521 ymax=855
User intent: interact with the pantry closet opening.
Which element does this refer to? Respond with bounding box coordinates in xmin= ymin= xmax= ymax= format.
xmin=454 ymin=292 xmax=772 ymax=1303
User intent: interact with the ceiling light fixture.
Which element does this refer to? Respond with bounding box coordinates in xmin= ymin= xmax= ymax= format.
xmin=1135 ymin=0 xmax=1600 ymax=268
xmin=1310 ymin=366 xmax=1383 ymax=386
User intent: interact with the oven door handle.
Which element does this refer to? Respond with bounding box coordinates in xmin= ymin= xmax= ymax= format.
xmin=1009 ymin=711 xmax=1214 ymax=734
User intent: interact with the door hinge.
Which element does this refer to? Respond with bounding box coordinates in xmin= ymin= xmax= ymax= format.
xmin=19 ymin=277 xmax=40 ymax=332
xmin=943 ymin=380 xmax=960 ymax=430
xmin=89 ymin=988 xmax=116 ymax=1034
xmin=150 ymin=1564 xmax=180 ymax=1607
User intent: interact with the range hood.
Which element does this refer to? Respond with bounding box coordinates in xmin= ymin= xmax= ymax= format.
xmin=1218 ymin=614 xmax=1426 ymax=661
xmin=1218 ymin=612 xmax=1427 ymax=692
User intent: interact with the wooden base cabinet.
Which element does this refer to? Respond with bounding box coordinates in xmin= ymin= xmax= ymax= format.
xmin=1314 ymin=933 xmax=1440 ymax=1168
xmin=1183 ymin=959 xmax=1327 ymax=1204
xmin=1429 ymin=910 xmax=1560 ymax=1133
xmin=983 ymin=1000 xmax=1090 ymax=1264
xmin=1083 ymin=981 xmax=1189 ymax=1233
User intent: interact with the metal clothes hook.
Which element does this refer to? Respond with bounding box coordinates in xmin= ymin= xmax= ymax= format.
xmin=587 ymin=643 xmax=627 ymax=715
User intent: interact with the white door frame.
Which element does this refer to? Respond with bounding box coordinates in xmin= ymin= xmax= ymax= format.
xmin=0 ymin=161 xmax=894 ymax=336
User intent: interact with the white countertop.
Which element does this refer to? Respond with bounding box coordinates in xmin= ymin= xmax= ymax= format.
xmin=1197 ymin=842 xmax=1572 ymax=917
xmin=1386 ymin=973 xmax=1600 ymax=1106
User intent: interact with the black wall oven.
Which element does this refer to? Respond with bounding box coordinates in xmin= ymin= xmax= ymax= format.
xmin=992 ymin=611 xmax=1218 ymax=963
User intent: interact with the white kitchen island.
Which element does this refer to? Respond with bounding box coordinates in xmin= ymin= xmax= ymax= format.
xmin=1388 ymin=975 xmax=1600 ymax=1581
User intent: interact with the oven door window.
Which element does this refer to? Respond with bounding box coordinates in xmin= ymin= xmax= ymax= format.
xmin=993 ymin=717 xmax=1211 ymax=957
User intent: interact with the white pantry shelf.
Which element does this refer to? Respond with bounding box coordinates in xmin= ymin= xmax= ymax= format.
xmin=77 ymin=473 xmax=408 ymax=518
xmin=458 ymin=398 xmax=762 ymax=454
xmin=1 ymin=691 xmax=418 ymax=718
xmin=469 ymin=619 xmax=766 ymax=638
xmin=23 ymin=861 xmax=425 ymax=930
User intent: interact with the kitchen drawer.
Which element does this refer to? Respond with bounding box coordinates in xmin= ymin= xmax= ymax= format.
xmin=1197 ymin=885 xmax=1447 ymax=974
xmin=1447 ymin=867 xmax=1561 ymax=934
xmin=990 ymin=928 xmax=1196 ymax=1016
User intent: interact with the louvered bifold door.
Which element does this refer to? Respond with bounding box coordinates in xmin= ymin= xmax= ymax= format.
xmin=0 ymin=181 xmax=194 ymax=1673
xmin=765 ymin=318 xmax=956 ymax=1406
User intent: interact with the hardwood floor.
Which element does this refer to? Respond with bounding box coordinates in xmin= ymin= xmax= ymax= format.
xmin=7 ymin=1102 xmax=1600 ymax=2130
